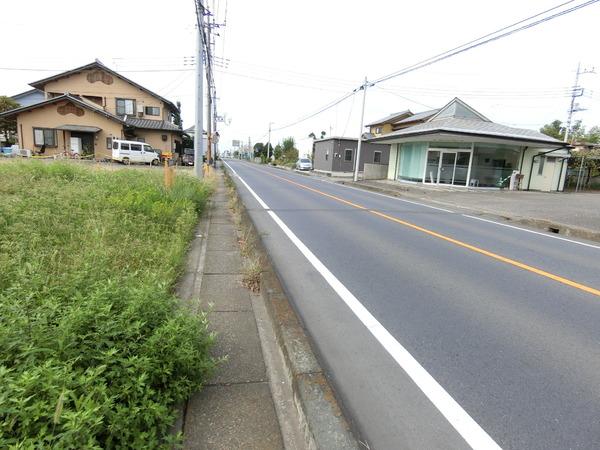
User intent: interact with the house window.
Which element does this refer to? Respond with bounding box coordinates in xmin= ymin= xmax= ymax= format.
xmin=116 ymin=98 xmax=136 ymax=115
xmin=33 ymin=128 xmax=57 ymax=147
xmin=373 ymin=151 xmax=382 ymax=163
xmin=344 ymin=149 xmax=353 ymax=161
xmin=375 ymin=127 xmax=382 ymax=134
xmin=537 ymin=155 xmax=545 ymax=175
xmin=145 ymin=106 xmax=160 ymax=116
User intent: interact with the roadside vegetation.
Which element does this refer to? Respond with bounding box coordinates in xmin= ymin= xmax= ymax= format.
xmin=223 ymin=169 xmax=262 ymax=292
xmin=253 ymin=136 xmax=299 ymax=168
xmin=0 ymin=162 xmax=215 ymax=448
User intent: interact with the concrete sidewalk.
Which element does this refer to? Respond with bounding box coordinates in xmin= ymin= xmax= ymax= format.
xmin=176 ymin=172 xmax=285 ymax=449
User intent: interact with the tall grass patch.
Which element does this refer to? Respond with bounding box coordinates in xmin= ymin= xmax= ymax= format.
xmin=0 ymin=162 xmax=215 ymax=448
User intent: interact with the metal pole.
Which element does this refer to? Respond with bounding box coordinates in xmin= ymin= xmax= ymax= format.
xmin=193 ymin=3 xmax=204 ymax=178
xmin=353 ymin=76 xmax=368 ymax=182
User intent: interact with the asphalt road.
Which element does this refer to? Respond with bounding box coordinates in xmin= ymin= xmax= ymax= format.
xmin=224 ymin=160 xmax=600 ymax=450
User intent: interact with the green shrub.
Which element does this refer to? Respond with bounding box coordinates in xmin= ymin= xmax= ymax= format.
xmin=0 ymin=162 xmax=215 ymax=448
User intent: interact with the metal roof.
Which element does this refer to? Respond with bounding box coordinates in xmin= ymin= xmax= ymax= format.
xmin=365 ymin=110 xmax=412 ymax=127
xmin=29 ymin=60 xmax=179 ymax=113
xmin=393 ymin=109 xmax=439 ymax=125
xmin=369 ymin=117 xmax=567 ymax=146
xmin=125 ymin=117 xmax=182 ymax=132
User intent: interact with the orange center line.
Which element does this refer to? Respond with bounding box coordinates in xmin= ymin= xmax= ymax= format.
xmin=241 ymin=162 xmax=600 ymax=298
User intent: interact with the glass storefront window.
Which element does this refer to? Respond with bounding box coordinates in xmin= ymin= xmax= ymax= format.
xmin=397 ymin=142 xmax=427 ymax=182
xmin=470 ymin=144 xmax=521 ymax=187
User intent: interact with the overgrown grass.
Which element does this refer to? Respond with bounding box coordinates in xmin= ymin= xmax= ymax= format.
xmin=0 ymin=162 xmax=215 ymax=448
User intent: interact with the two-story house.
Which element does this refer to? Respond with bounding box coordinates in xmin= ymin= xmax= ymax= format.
xmin=0 ymin=60 xmax=182 ymax=159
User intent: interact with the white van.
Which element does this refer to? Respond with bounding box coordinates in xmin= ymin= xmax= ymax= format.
xmin=112 ymin=139 xmax=161 ymax=165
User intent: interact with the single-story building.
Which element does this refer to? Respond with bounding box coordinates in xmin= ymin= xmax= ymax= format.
xmin=313 ymin=137 xmax=390 ymax=178
xmin=367 ymin=98 xmax=570 ymax=191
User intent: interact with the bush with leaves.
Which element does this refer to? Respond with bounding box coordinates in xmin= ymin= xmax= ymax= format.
xmin=0 ymin=162 xmax=215 ymax=448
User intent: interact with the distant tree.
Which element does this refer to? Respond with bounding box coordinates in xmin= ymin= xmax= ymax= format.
xmin=273 ymin=143 xmax=283 ymax=160
xmin=308 ymin=132 xmax=316 ymax=140
xmin=320 ymin=130 xmax=326 ymax=139
xmin=586 ymin=126 xmax=600 ymax=144
xmin=0 ymin=96 xmax=20 ymax=145
xmin=540 ymin=120 xmax=565 ymax=140
xmin=281 ymin=137 xmax=298 ymax=162
xmin=253 ymin=142 xmax=266 ymax=158
xmin=540 ymin=119 xmax=590 ymax=143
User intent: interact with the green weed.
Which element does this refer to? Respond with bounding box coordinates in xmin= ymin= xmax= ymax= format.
xmin=0 ymin=161 xmax=215 ymax=448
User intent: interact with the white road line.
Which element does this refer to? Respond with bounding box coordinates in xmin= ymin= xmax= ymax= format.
xmin=462 ymin=214 xmax=600 ymax=250
xmin=223 ymin=160 xmax=501 ymax=450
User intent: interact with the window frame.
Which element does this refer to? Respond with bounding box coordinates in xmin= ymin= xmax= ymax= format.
xmin=144 ymin=106 xmax=160 ymax=116
xmin=33 ymin=127 xmax=57 ymax=147
xmin=344 ymin=149 xmax=353 ymax=162
xmin=537 ymin=155 xmax=545 ymax=175
xmin=373 ymin=151 xmax=382 ymax=164
xmin=116 ymin=98 xmax=136 ymax=116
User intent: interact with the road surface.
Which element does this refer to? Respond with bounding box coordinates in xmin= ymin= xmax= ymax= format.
xmin=224 ymin=159 xmax=600 ymax=450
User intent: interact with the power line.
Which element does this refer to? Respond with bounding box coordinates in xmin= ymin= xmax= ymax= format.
xmin=271 ymin=90 xmax=357 ymax=132
xmin=372 ymin=0 xmax=599 ymax=86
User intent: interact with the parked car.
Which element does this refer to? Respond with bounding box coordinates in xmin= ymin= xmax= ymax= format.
xmin=295 ymin=158 xmax=313 ymax=171
xmin=112 ymin=139 xmax=160 ymax=165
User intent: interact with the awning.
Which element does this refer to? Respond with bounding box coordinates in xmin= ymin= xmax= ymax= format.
xmin=55 ymin=125 xmax=101 ymax=133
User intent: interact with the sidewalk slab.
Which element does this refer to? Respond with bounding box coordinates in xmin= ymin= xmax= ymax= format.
xmin=184 ymin=383 xmax=283 ymax=450
xmin=210 ymin=223 xmax=238 ymax=236
xmin=204 ymin=250 xmax=243 ymax=274
xmin=207 ymin=233 xmax=238 ymax=251
xmin=207 ymin=311 xmax=267 ymax=385
xmin=199 ymin=274 xmax=252 ymax=312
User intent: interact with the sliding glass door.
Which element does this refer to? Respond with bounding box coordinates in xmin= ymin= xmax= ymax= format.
xmin=423 ymin=149 xmax=472 ymax=186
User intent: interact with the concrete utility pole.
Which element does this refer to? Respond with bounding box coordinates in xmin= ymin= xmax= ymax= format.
xmin=353 ymin=76 xmax=368 ymax=182
xmin=193 ymin=1 xmax=204 ymax=178
xmin=564 ymin=62 xmax=595 ymax=143
xmin=267 ymin=122 xmax=272 ymax=160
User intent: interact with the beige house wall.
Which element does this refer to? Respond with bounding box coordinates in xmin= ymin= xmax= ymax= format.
xmin=16 ymin=101 xmax=123 ymax=159
xmin=132 ymin=129 xmax=181 ymax=154
xmin=42 ymin=69 xmax=171 ymax=121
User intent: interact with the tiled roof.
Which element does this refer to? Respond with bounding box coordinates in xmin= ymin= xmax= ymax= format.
xmin=125 ymin=117 xmax=182 ymax=132
xmin=29 ymin=60 xmax=179 ymax=113
xmin=0 ymin=93 xmax=124 ymax=124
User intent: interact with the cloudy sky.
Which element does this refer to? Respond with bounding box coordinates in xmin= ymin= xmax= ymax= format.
xmin=2 ymin=0 xmax=599 ymax=155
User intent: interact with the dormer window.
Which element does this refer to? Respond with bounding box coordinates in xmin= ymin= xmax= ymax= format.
xmin=116 ymin=98 xmax=136 ymax=115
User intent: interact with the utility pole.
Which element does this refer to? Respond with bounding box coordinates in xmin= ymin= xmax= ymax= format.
xmin=205 ymin=12 xmax=213 ymax=166
xmin=564 ymin=62 xmax=595 ymax=143
xmin=193 ymin=1 xmax=205 ymax=178
xmin=267 ymin=122 xmax=272 ymax=160
xmin=353 ymin=77 xmax=368 ymax=182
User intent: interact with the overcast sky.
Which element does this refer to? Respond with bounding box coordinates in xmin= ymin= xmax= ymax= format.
xmin=2 ymin=0 xmax=599 ymax=155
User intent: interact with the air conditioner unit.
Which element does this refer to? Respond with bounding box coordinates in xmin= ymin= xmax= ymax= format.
xmin=138 ymin=111 xmax=144 ymax=118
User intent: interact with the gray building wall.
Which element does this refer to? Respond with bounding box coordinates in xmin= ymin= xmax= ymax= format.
xmin=313 ymin=140 xmax=334 ymax=171
xmin=327 ymin=138 xmax=390 ymax=173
